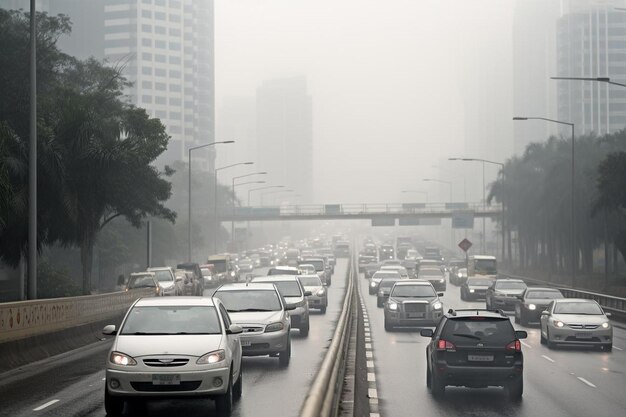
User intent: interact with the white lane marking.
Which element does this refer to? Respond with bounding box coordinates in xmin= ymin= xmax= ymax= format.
xmin=366 ymin=351 xmax=373 ymax=358
xmin=367 ymin=360 xmax=374 ymax=368
xmin=33 ymin=400 xmax=60 ymax=411
xmin=541 ymin=355 xmax=555 ymax=363
xmin=520 ymin=340 xmax=532 ymax=348
xmin=577 ymin=377 xmax=596 ymax=388
xmin=368 ymin=388 xmax=378 ymax=399
xmin=365 ymin=343 xmax=372 ymax=349
xmin=367 ymin=372 xmax=376 ymax=382
xmin=613 ymin=345 xmax=623 ymax=351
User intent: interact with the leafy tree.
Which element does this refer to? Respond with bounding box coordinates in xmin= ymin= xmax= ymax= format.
xmin=595 ymin=151 xmax=626 ymax=263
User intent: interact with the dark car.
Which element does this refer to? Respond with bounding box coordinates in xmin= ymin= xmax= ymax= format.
xmin=334 ymin=241 xmax=351 ymax=258
xmin=358 ymin=253 xmax=377 ymax=272
xmin=420 ymin=309 xmax=527 ymax=400
xmin=514 ymin=287 xmax=564 ymax=326
xmin=176 ymin=262 xmax=204 ymax=295
xmin=460 ymin=277 xmax=494 ymax=301
xmin=485 ymin=279 xmax=528 ymax=311
xmin=376 ymin=277 xmax=403 ymax=307
xmin=418 ymin=268 xmax=447 ymax=292
xmin=379 ymin=245 xmax=395 ymax=260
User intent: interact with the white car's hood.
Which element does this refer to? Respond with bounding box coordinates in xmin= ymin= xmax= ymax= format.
xmin=160 ymin=281 xmax=175 ymax=289
xmin=552 ymin=314 xmax=608 ymax=324
xmin=115 ymin=334 xmax=223 ymax=357
xmin=228 ymin=310 xmax=284 ymax=325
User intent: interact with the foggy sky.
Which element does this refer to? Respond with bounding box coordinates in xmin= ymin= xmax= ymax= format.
xmin=215 ymin=0 xmax=516 ymax=204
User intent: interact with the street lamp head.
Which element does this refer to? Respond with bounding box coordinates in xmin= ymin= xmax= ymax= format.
xmin=221 ymin=140 xmax=235 ymax=144
xmin=597 ymin=77 xmax=611 ymax=82
xmin=512 ymin=117 xmax=528 ymax=121
xmin=244 ymin=161 xmax=254 ymax=165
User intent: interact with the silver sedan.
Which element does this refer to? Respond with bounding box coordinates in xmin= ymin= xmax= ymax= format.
xmin=540 ymin=298 xmax=613 ymax=351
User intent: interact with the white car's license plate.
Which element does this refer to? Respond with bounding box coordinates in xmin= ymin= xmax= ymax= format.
xmin=240 ymin=338 xmax=252 ymax=347
xmin=468 ymin=354 xmax=494 ymax=362
xmin=576 ymin=333 xmax=592 ymax=339
xmin=152 ymin=374 xmax=180 ymax=385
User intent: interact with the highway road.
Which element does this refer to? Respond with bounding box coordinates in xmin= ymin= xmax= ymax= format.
xmin=357 ymin=269 xmax=626 ymax=417
xmin=0 ymin=260 xmax=349 ymax=417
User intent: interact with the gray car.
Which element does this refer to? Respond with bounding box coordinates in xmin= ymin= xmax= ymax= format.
xmin=147 ymin=267 xmax=182 ymax=296
xmin=485 ymin=279 xmax=527 ymax=311
xmin=298 ymin=274 xmax=328 ymax=314
xmin=515 ymin=287 xmax=564 ymax=326
xmin=251 ymin=275 xmax=311 ymax=336
xmin=369 ymin=270 xmax=401 ymax=295
xmin=103 ymin=297 xmax=243 ymax=416
xmin=384 ymin=281 xmax=444 ymax=330
xmin=377 ymin=277 xmax=404 ymax=307
xmin=540 ymin=298 xmax=613 ymax=351
xmin=214 ymin=283 xmax=294 ymax=365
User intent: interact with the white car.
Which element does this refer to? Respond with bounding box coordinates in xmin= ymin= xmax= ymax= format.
xmin=103 ymin=297 xmax=243 ymax=416
xmin=147 ymin=267 xmax=181 ymax=296
xmin=540 ymin=298 xmax=613 ymax=351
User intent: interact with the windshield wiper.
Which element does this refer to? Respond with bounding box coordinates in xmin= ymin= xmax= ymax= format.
xmin=228 ymin=308 xmax=274 ymax=312
xmin=128 ymin=332 xmax=170 ymax=335
xmin=452 ymin=333 xmax=482 ymax=340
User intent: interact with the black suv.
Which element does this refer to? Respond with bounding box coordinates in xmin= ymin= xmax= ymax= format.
xmin=420 ymin=309 xmax=527 ymax=401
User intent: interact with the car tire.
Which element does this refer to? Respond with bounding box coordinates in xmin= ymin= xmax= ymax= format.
xmin=507 ymin=377 xmax=523 ymax=401
xmin=460 ymin=289 xmax=466 ymax=301
xmin=540 ymin=328 xmax=546 ymax=345
xmin=215 ymin=366 xmax=233 ymax=416
xmin=279 ymin=339 xmax=291 ymax=367
xmin=430 ymin=369 xmax=445 ymax=398
xmin=602 ymin=343 xmax=613 ymax=352
xmin=520 ymin=310 xmax=529 ymax=327
xmin=369 ymin=288 xmax=375 ymax=295
xmin=514 ymin=306 xmax=520 ymax=324
xmin=377 ymin=298 xmax=383 ymax=308
xmin=320 ymin=306 xmax=327 ymax=314
xmin=233 ymin=367 xmax=243 ymax=401
xmin=384 ymin=317 xmax=393 ymax=332
xmin=426 ymin=364 xmax=432 ymax=388
xmin=104 ymin=387 xmax=124 ymax=417
xmin=300 ymin=322 xmax=310 ymax=337
xmin=546 ymin=329 xmax=556 ymax=349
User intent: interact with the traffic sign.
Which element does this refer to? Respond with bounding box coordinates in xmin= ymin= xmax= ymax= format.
xmin=458 ymin=238 xmax=472 ymax=252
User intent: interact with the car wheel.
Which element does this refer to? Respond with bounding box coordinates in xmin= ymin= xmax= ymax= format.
xmin=279 ymin=338 xmax=291 ymax=367
xmin=520 ymin=310 xmax=529 ymax=327
xmin=300 ymin=322 xmax=310 ymax=337
xmin=233 ymin=367 xmax=243 ymax=401
xmin=546 ymin=329 xmax=556 ymax=349
xmin=540 ymin=327 xmax=546 ymax=345
xmin=507 ymin=376 xmax=523 ymax=401
xmin=430 ymin=369 xmax=445 ymax=398
xmin=377 ymin=298 xmax=383 ymax=308
xmin=514 ymin=306 xmax=520 ymax=324
xmin=320 ymin=306 xmax=327 ymax=314
xmin=104 ymin=387 xmax=124 ymax=416
xmin=602 ymin=343 xmax=613 ymax=352
xmin=215 ymin=366 xmax=233 ymax=416
xmin=460 ymin=289 xmax=466 ymax=301
xmin=384 ymin=317 xmax=393 ymax=332
xmin=426 ymin=363 xmax=431 ymax=388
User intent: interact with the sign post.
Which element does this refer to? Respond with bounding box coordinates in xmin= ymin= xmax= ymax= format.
xmin=458 ymin=238 xmax=473 ymax=271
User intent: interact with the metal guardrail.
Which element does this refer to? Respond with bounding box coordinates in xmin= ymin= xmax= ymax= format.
xmin=300 ymin=254 xmax=355 ymax=417
xmin=503 ymin=272 xmax=626 ymax=320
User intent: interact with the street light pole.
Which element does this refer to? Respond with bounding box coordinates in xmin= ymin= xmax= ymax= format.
xmin=27 ymin=0 xmax=37 ymax=299
xmin=187 ymin=140 xmax=234 ymax=262
xmin=231 ymin=180 xmax=265 ymax=242
xmin=449 ymin=157 xmax=505 ymax=262
xmin=514 ymin=117 xmax=576 ymax=286
xmin=213 ymin=161 xmax=254 ymax=254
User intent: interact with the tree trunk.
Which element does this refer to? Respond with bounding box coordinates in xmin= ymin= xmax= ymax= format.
xmin=80 ymin=233 xmax=95 ymax=295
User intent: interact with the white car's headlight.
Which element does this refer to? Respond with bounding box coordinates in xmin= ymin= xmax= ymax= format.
xmin=433 ymin=302 xmax=442 ymax=310
xmin=197 ymin=349 xmax=226 ymax=365
xmin=554 ymin=320 xmax=564 ymax=328
xmin=370 ymin=282 xmax=377 ymax=287
xmin=316 ymin=289 xmax=325 ymax=296
xmin=601 ymin=322 xmax=610 ymax=329
xmin=265 ymin=322 xmax=285 ymax=332
xmin=388 ymin=302 xmax=398 ymax=311
xmin=439 ymin=279 xmax=445 ymax=283
xmin=110 ymin=351 xmax=137 ymax=366
xmin=527 ymin=304 xmax=536 ymax=310
xmin=469 ymin=289 xmax=475 ymax=293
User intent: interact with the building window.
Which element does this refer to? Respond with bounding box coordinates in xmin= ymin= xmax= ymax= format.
xmin=141 ymin=24 xmax=152 ymax=33
xmin=141 ymin=10 xmax=152 ymax=18
xmin=142 ymin=38 xmax=152 ymax=47
xmin=142 ymin=0 xmax=151 ymax=4
xmin=142 ymin=52 xmax=152 ymax=61
xmin=142 ymin=81 xmax=152 ymax=89
xmin=169 ymin=70 xmax=181 ymax=79
xmin=142 ymin=67 xmax=152 ymax=75
xmin=104 ymin=39 xmax=131 ymax=48
xmin=169 ymin=98 xmax=182 ymax=106
xmin=170 ymin=0 xmax=181 ymax=8
xmin=105 ymin=10 xmax=135 ymax=19
xmin=155 ymin=0 xmax=165 ymax=6
xmin=170 ymin=112 xmax=182 ymax=120
xmin=169 ymin=56 xmax=181 ymax=64
xmin=155 ymin=11 xmax=166 ymax=20
xmin=169 ymin=84 xmax=181 ymax=92
xmin=155 ymin=40 xmax=166 ymax=49
xmin=155 ymin=96 xmax=167 ymax=105
xmin=155 ymin=54 xmax=166 ymax=63
xmin=169 ymin=28 xmax=181 ymax=36
xmin=156 ymin=110 xmax=167 ymax=118
xmin=155 ymin=68 xmax=166 ymax=77
xmin=170 ymin=14 xmax=181 ymax=23
xmin=169 ymin=125 xmax=182 ymax=134
xmin=142 ymin=95 xmax=152 ymax=103
xmin=105 ymin=25 xmax=131 ymax=34
xmin=154 ymin=26 xmax=166 ymax=35
xmin=155 ymin=82 xmax=166 ymax=91
xmin=169 ymin=42 xmax=181 ymax=51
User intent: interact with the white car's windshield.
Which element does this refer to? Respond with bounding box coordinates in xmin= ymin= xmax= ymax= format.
xmin=554 ymin=302 xmax=603 ymax=315
xmin=152 ymin=270 xmax=173 ymax=282
xmin=121 ymin=306 xmax=221 ymax=335
xmin=299 ymin=276 xmax=322 ymax=287
xmin=215 ymin=289 xmax=282 ymax=312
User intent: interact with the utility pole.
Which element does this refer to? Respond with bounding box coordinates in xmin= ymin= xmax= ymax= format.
xmin=27 ymin=0 xmax=37 ymax=299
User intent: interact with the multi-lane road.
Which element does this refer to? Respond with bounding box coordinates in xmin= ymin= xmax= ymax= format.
xmin=0 ymin=260 xmax=349 ymax=417
xmin=357 ymin=269 xmax=626 ymax=417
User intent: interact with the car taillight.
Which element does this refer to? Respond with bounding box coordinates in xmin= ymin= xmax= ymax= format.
xmin=506 ymin=340 xmax=521 ymax=352
xmin=437 ymin=339 xmax=455 ymax=351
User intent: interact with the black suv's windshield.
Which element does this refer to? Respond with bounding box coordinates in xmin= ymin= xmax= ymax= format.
xmin=442 ymin=317 xmax=514 ymax=343
xmin=495 ymin=281 xmax=527 ymax=290
xmin=467 ymin=278 xmax=492 ymax=286
xmin=121 ymin=306 xmax=221 ymax=335
xmin=391 ymin=285 xmax=436 ymax=298
xmin=215 ymin=289 xmax=282 ymax=312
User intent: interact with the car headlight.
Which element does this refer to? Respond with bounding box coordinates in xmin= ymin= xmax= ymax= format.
xmin=554 ymin=320 xmax=564 ymax=328
xmin=469 ymin=289 xmax=475 ymax=293
xmin=439 ymin=279 xmax=445 ymax=283
xmin=457 ymin=273 xmax=462 ymax=278
xmin=197 ymin=349 xmax=226 ymax=365
xmin=388 ymin=302 xmax=398 ymax=311
xmin=370 ymin=282 xmax=377 ymax=287
xmin=433 ymin=302 xmax=442 ymax=310
xmin=230 ymin=271 xmax=236 ymax=277
xmin=601 ymin=322 xmax=610 ymax=329
xmin=527 ymin=304 xmax=536 ymax=310
xmin=378 ymin=290 xmax=384 ymax=296
xmin=110 ymin=351 xmax=137 ymax=366
xmin=265 ymin=322 xmax=285 ymax=332
xmin=316 ymin=289 xmax=325 ymax=296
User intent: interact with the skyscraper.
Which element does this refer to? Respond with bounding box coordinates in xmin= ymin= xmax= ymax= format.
xmin=256 ymin=77 xmax=313 ymax=204
xmin=556 ymin=0 xmax=626 ymax=136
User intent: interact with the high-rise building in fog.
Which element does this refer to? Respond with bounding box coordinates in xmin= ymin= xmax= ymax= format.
xmin=512 ymin=0 xmax=560 ymax=155
xmin=556 ymin=1 xmax=626 ymax=136
xmin=1 ymin=0 xmax=216 ymax=169
xmin=256 ymin=77 xmax=313 ymax=204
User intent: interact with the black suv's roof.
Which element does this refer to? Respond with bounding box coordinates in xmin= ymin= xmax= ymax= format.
xmin=445 ymin=309 xmax=508 ymax=318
